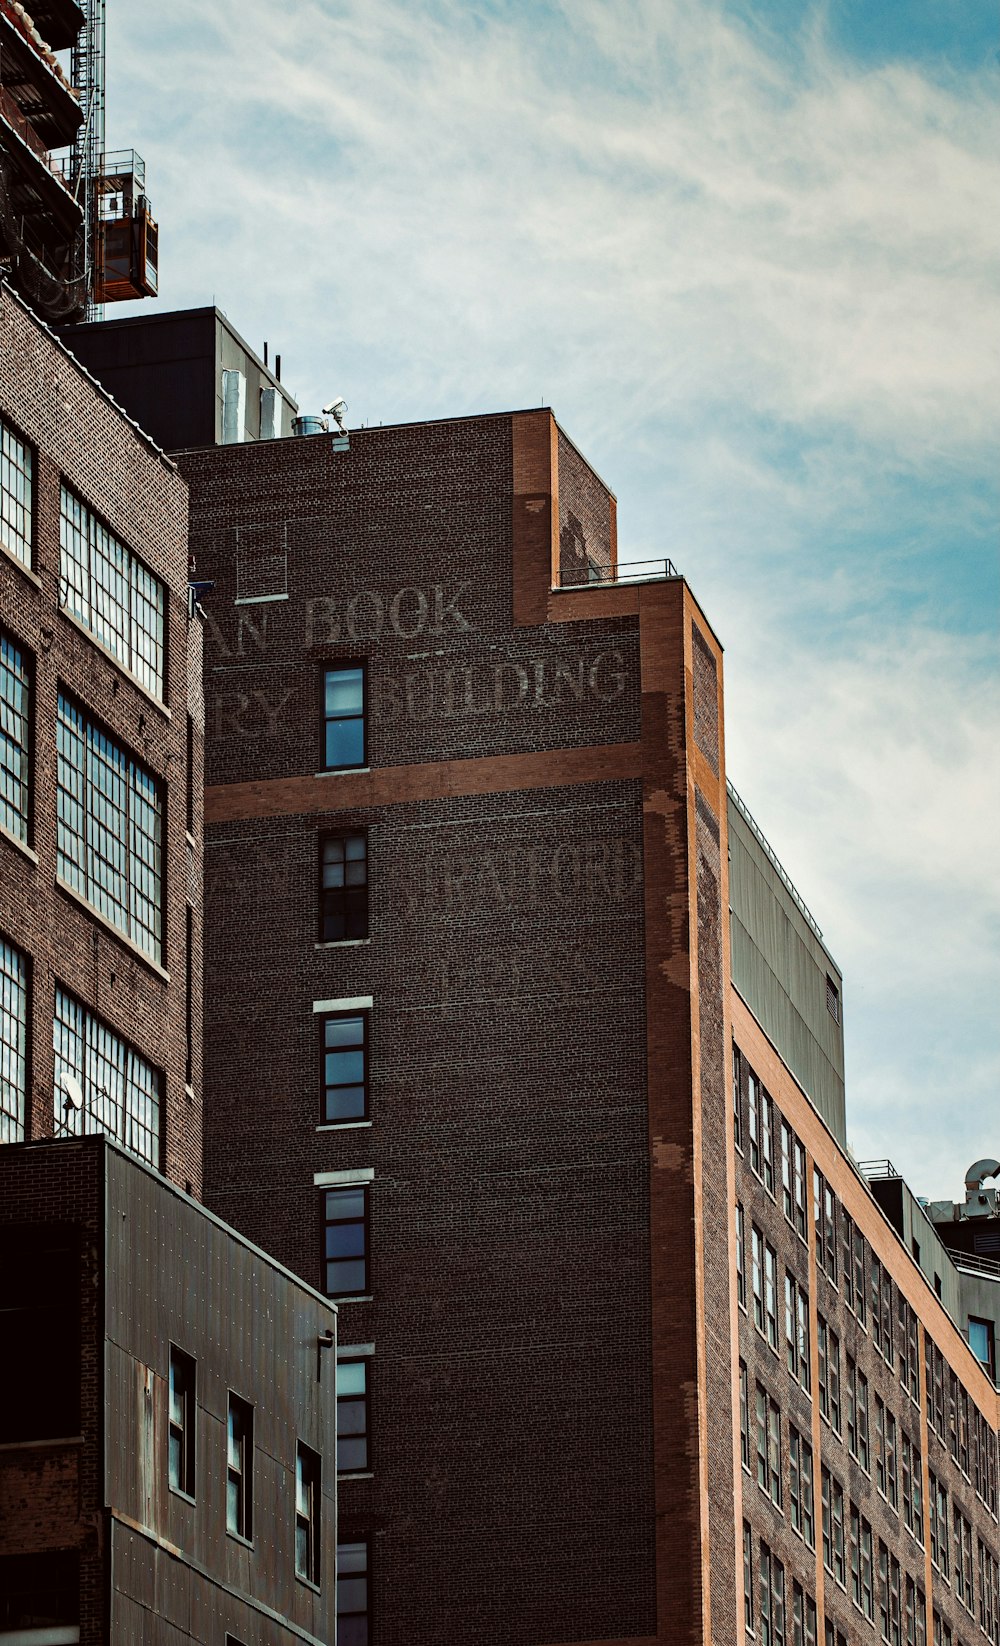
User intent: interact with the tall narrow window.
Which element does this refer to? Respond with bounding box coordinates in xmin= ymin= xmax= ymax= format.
xmin=295 ymin=1442 xmax=322 ymax=1587
xmin=321 ymin=1011 xmax=368 ymax=1122
xmin=59 ymin=485 xmax=166 ymax=698
xmin=0 ymin=629 xmax=31 ymax=844
xmin=732 ymin=1045 xmax=743 ymax=1151
xmin=322 ymin=665 xmax=366 ymax=770
xmin=168 ymin=1346 xmax=196 ymax=1498
xmin=337 ymin=1358 xmax=370 ymax=1474
xmin=53 ymin=987 xmax=161 ymax=1167
xmin=735 ymin=1202 xmax=746 ymax=1310
xmin=323 ymin=1185 xmax=369 ymax=1297
xmin=0 ymin=937 xmax=28 ymax=1144
xmin=319 ymin=832 xmax=368 ymax=941
xmin=338 ymin=1539 xmax=370 ymax=1645
xmin=227 ymin=1394 xmax=253 ymax=1540
xmin=0 ymin=414 xmax=33 ymax=567
xmin=56 ymin=693 xmax=164 ymax=963
xmin=185 ymin=905 xmax=194 ymax=1088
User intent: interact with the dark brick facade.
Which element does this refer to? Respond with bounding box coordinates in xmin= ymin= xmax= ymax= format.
xmin=0 ymin=280 xmax=202 ymax=1193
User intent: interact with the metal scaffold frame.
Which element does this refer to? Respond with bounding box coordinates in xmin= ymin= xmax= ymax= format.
xmin=69 ymin=0 xmax=105 ymax=318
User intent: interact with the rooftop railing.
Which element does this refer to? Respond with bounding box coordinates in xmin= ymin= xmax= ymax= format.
xmin=726 ymin=780 xmax=824 ymax=942
xmin=857 ymin=1159 xmax=901 ymax=1181
xmin=556 ymin=557 xmax=681 ymax=591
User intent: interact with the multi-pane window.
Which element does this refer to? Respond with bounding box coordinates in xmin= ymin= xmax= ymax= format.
xmin=851 ymin=1502 xmax=862 ymax=1607
xmin=861 ymin=1515 xmax=875 ymax=1620
xmin=56 ymin=694 xmax=163 ymax=962
xmin=823 ymin=1181 xmax=837 ymax=1283
xmin=227 ymin=1394 xmax=253 ymax=1541
xmin=53 ymin=987 xmax=161 ymax=1168
xmin=59 ymin=485 xmax=165 ymax=697
xmin=168 ymin=1346 xmax=196 ymax=1498
xmin=879 ymin=1541 xmax=901 ymax=1645
xmin=790 ymin=1426 xmax=815 ymax=1547
xmin=857 ymin=1368 xmax=870 ymax=1472
xmin=818 ymin=1316 xmax=829 ymax=1421
xmin=322 ymin=665 xmax=366 ymax=770
xmin=761 ymin=1088 xmax=774 ymax=1195
xmin=872 ymin=1254 xmax=885 ymax=1354
xmin=764 ymin=1242 xmax=779 ymax=1351
xmin=954 ymin=1509 xmax=974 ymax=1612
xmin=759 ymin=1543 xmax=786 ymax=1646
xmin=902 ymin=1432 xmax=924 ymax=1543
xmin=752 ymin=1223 xmax=765 ymax=1334
xmin=903 ymin=1578 xmax=925 ymax=1646
xmin=929 ymin=1472 xmax=948 ymax=1576
xmin=319 ymin=832 xmax=368 ymax=941
xmin=322 ymin=1184 xmax=369 ymax=1297
xmin=0 ymin=937 xmax=27 ymax=1144
xmin=886 ymin=1409 xmax=898 ymax=1511
xmin=736 ymin=1202 xmax=746 ymax=1310
xmin=978 ymin=1539 xmax=999 ymax=1643
xmin=749 ymin=1067 xmax=761 ymax=1176
xmin=822 ymin=1468 xmax=845 ymax=1584
xmin=337 ymin=1358 xmax=369 ymax=1474
xmin=338 ymin=1539 xmax=370 ymax=1646
xmin=828 ymin=1327 xmax=841 ymax=1434
xmin=841 ymin=1209 xmax=854 ymax=1311
xmin=756 ymin=1383 xmax=783 ymax=1507
xmin=295 ymin=1442 xmax=322 ymax=1587
xmin=0 ymin=414 xmax=33 ymax=567
xmin=853 ymin=1223 xmax=867 ymax=1327
xmin=781 ymin=1121 xmax=793 ymax=1221
xmin=792 ymin=1136 xmax=807 ymax=1240
xmin=785 ymin=1271 xmax=810 ymax=1392
xmin=740 ymin=1360 xmax=750 ymax=1471
xmin=0 ymin=629 xmax=30 ymax=843
xmin=733 ymin=1045 xmax=743 ymax=1151
xmin=321 ymin=1012 xmax=368 ymax=1123
xmin=744 ymin=1522 xmax=755 ymax=1632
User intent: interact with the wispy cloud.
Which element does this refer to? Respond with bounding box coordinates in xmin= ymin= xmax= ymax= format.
xmin=104 ymin=0 xmax=999 ymax=1197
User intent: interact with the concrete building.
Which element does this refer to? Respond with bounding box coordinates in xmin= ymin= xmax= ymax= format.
xmin=173 ymin=395 xmax=1000 ymax=1646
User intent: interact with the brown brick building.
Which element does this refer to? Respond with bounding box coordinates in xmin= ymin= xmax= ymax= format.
xmin=177 ymin=395 xmax=1000 ymax=1646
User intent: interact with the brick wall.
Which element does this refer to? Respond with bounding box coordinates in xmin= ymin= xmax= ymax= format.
xmin=0 ymin=282 xmax=201 ymax=1193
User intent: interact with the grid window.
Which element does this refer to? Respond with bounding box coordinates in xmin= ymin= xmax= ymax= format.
xmin=337 ymin=1358 xmax=369 ymax=1474
xmin=168 ymin=1346 xmax=196 ymax=1498
xmin=0 ymin=415 xmax=33 ymax=567
xmin=53 ymin=986 xmax=161 ymax=1167
xmin=321 ymin=1012 xmax=368 ymax=1123
xmin=322 ymin=665 xmax=366 ymax=770
xmin=56 ymin=694 xmax=163 ymax=962
xmin=227 ymin=1394 xmax=253 ymax=1540
xmin=295 ymin=1442 xmax=322 ymax=1587
xmin=736 ymin=1202 xmax=746 ymax=1311
xmin=0 ymin=630 xmax=30 ymax=843
xmin=338 ymin=1538 xmax=370 ymax=1646
xmin=319 ymin=832 xmax=368 ymax=941
xmin=59 ymin=485 xmax=165 ymax=697
xmin=323 ymin=1185 xmax=369 ymax=1297
xmin=0 ymin=937 xmax=27 ymax=1144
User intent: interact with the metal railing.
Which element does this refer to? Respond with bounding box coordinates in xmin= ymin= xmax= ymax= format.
xmin=726 ymin=780 xmax=824 ymax=941
xmin=949 ymin=1249 xmax=1000 ymax=1281
xmin=857 ymin=1159 xmax=901 ymax=1181
xmin=556 ymin=557 xmax=680 ymax=590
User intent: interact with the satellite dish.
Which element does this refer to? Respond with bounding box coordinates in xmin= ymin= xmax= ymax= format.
xmin=58 ymin=1071 xmax=84 ymax=1111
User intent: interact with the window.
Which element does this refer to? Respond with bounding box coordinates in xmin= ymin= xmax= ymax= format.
xmin=337 ymin=1357 xmax=369 ymax=1474
xmin=761 ymin=1088 xmax=774 ymax=1195
xmin=954 ymin=1509 xmax=973 ymax=1612
xmin=886 ymin=1409 xmax=898 ymax=1511
xmin=781 ymin=1121 xmax=793 ymax=1222
xmin=792 ymin=1583 xmax=818 ymax=1646
xmin=826 ymin=974 xmax=840 ymax=1022
xmin=793 ymin=1136 xmax=807 ymax=1240
xmin=0 ymin=936 xmax=28 ymax=1143
xmin=759 ymin=1544 xmax=786 ymax=1646
xmin=0 ymin=414 xmax=33 ymax=567
xmin=323 ymin=1184 xmax=369 ymax=1297
xmin=319 ymin=832 xmax=368 ymax=941
xmin=227 ymin=1394 xmax=253 ymax=1540
xmin=322 ymin=665 xmax=366 ymax=770
xmin=756 ymin=1382 xmax=769 ymax=1493
xmin=857 ymin=1368 xmax=870 ymax=1472
xmin=970 ymin=1317 xmax=996 ymax=1382
xmin=736 ymin=1201 xmax=746 ymax=1310
xmin=823 ymin=1181 xmax=838 ymax=1283
xmin=295 ymin=1441 xmax=322 ymax=1587
xmin=790 ymin=1427 xmax=815 ymax=1547
xmin=819 ymin=1314 xmax=832 ymax=1421
xmin=902 ymin=1432 xmax=924 ymax=1543
xmin=903 ymin=1576 xmax=926 ymax=1646
xmin=0 ymin=1226 xmax=80 ymax=1443
xmin=879 ymin=1540 xmax=901 ymax=1645
xmin=768 ymin=1393 xmax=783 ymax=1507
xmin=338 ymin=1538 xmax=370 ymax=1645
xmin=784 ymin=1272 xmax=810 ymax=1393
xmin=929 ymin=1471 xmax=948 ymax=1577
xmin=0 ymin=628 xmax=31 ymax=844
xmin=321 ymin=1011 xmax=369 ymax=1122
xmin=752 ymin=1224 xmax=765 ymax=1334
xmin=851 ymin=1501 xmax=862 ymax=1607
xmin=59 ymin=485 xmax=165 ymax=698
xmin=168 ymin=1346 xmax=196 ymax=1498
xmin=764 ymin=1242 xmax=779 ymax=1351
xmin=841 ymin=1209 xmax=854 ymax=1312
xmin=56 ymin=693 xmax=163 ymax=962
xmin=740 ymin=1361 xmax=750 ymax=1472
xmin=749 ymin=1068 xmax=761 ymax=1178
xmin=861 ymin=1516 xmax=875 ymax=1620
xmin=828 ymin=1327 xmax=841 ymax=1434
xmin=932 ymin=1613 xmax=952 ymax=1646
xmin=853 ymin=1224 xmax=867 ymax=1327
xmin=53 ymin=986 xmax=161 ymax=1167
xmin=755 ymin=1382 xmax=782 ymax=1507
xmin=0 ymin=1552 xmax=78 ymax=1640
xmin=978 ymin=1539 xmax=999 ymax=1643
xmin=733 ymin=1044 xmax=743 ymax=1151
xmin=744 ymin=1522 xmax=754 ymax=1633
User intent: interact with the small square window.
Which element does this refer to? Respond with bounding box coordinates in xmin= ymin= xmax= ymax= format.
xmin=168 ymin=1345 xmax=196 ymax=1498
xmin=323 ymin=666 xmax=366 ymax=771
xmin=323 ymin=1185 xmax=369 ymax=1297
xmin=295 ymin=1441 xmax=322 ymax=1587
xmin=321 ymin=1012 xmax=369 ymax=1123
xmin=227 ymin=1393 xmax=253 ymax=1540
xmin=319 ymin=832 xmax=368 ymax=941
xmin=337 ymin=1357 xmax=370 ymax=1473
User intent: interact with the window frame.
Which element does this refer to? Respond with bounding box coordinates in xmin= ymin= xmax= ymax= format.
xmin=0 ymin=626 xmax=33 ymax=847
xmin=318 ymin=829 xmax=369 ymax=943
xmin=319 ymin=1008 xmax=370 ymax=1125
xmin=337 ymin=1355 xmax=370 ymax=1476
xmin=53 ymin=984 xmax=162 ymax=1169
xmin=295 ymin=1440 xmax=322 ymax=1589
xmin=168 ymin=1344 xmax=196 ymax=1501
xmin=0 ymin=934 xmax=29 ymax=1145
xmin=321 ymin=663 xmax=367 ymax=772
xmin=338 ymin=1536 xmax=371 ymax=1646
xmin=226 ymin=1391 xmax=254 ymax=1543
xmin=321 ymin=1182 xmax=370 ymax=1299
xmin=59 ymin=482 xmax=167 ymax=700
xmin=0 ymin=412 xmax=35 ymax=570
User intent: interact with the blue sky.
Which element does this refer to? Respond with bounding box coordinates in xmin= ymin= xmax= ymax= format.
xmin=101 ymin=0 xmax=998 ymax=1201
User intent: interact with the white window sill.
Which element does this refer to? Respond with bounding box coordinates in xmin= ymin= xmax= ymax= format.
xmin=0 ymin=536 xmax=42 ymax=586
xmin=55 ymin=876 xmax=170 ymax=982
xmin=315 ymin=938 xmax=371 ymax=950
xmin=313 ymin=767 xmax=369 ymax=778
xmin=317 ymin=1120 xmax=372 ymax=1131
xmin=235 ymin=593 xmax=289 ymax=605
xmin=0 ymin=819 xmax=38 ymax=864
xmin=59 ymin=605 xmax=171 ymax=719
xmin=337 ymin=1471 xmax=374 ymax=1481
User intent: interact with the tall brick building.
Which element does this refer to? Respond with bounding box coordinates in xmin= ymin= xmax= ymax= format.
xmin=178 ymin=395 xmax=1000 ymax=1646
xmin=0 ymin=283 xmax=339 ymax=1644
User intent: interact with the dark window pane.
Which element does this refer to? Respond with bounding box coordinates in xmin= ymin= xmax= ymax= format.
xmin=327 ymin=1257 xmax=366 ymax=1293
xmin=338 ymin=1436 xmax=368 ymax=1471
xmin=326 ymin=1086 xmax=366 ymax=1122
xmin=327 ymin=1223 xmax=366 ymax=1258
xmin=327 ymin=1049 xmax=365 ymax=1085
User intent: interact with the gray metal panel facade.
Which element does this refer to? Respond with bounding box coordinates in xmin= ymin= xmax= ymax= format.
xmin=728 ymin=798 xmax=847 ymax=1141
